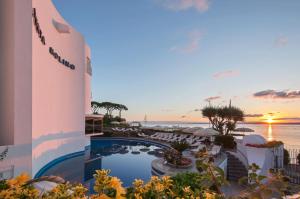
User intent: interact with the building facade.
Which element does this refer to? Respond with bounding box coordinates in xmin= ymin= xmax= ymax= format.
xmin=0 ymin=0 xmax=93 ymax=178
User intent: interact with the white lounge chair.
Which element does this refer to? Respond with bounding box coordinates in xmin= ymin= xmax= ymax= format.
xmin=190 ymin=144 xmax=205 ymax=153
xmin=150 ymin=133 xmax=159 ymax=139
xmin=190 ymin=141 xmax=202 ymax=147
xmin=138 ymin=133 xmax=148 ymax=138
xmin=209 ymin=145 xmax=221 ymax=156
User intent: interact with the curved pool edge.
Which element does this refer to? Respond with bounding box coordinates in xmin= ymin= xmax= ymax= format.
xmin=34 ymin=137 xmax=170 ymax=179
xmin=91 ymin=137 xmax=171 ymax=149
xmin=34 ymin=150 xmax=85 ymax=178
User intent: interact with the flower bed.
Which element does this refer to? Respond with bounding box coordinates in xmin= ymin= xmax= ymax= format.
xmin=164 ymin=149 xmax=193 ymax=168
xmin=246 ymin=140 xmax=283 ymax=148
xmin=166 ymin=157 xmax=193 ymax=169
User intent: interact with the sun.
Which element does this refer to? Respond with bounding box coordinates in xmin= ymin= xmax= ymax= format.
xmin=267 ymin=117 xmax=274 ymax=124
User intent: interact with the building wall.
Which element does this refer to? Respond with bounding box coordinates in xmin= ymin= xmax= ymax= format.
xmin=85 ymin=45 xmax=92 ymax=115
xmin=0 ymin=0 xmax=33 ymax=176
xmin=0 ymin=0 xmax=92 ymax=178
xmin=31 ymin=0 xmax=90 ymax=176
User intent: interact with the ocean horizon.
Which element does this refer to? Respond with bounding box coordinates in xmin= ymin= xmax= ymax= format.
xmin=138 ymin=121 xmax=300 ymax=148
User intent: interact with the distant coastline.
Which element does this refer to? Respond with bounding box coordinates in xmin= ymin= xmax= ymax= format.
xmin=133 ymin=121 xmax=300 ymax=125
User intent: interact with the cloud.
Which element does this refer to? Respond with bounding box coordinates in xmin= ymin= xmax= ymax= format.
xmin=273 ymin=117 xmax=300 ymax=121
xmin=253 ymin=89 xmax=300 ymax=99
xmin=161 ymin=109 xmax=174 ymax=112
xmin=170 ymin=30 xmax=203 ymax=53
xmin=158 ymin=0 xmax=210 ymax=12
xmin=205 ymin=96 xmax=221 ymax=102
xmin=213 ymin=70 xmax=240 ymax=79
xmin=245 ymin=114 xmax=264 ymax=118
xmin=274 ymin=36 xmax=288 ymax=47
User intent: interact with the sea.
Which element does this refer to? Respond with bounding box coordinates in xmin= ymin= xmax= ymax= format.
xmin=140 ymin=121 xmax=300 ymax=149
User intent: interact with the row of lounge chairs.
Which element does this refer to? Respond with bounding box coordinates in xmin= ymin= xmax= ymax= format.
xmin=138 ymin=132 xmax=222 ymax=156
xmin=140 ymin=132 xmax=206 ymax=145
xmin=112 ymin=127 xmax=139 ymax=132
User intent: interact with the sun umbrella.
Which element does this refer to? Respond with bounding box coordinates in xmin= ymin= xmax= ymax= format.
xmin=233 ymin=127 xmax=255 ymax=132
xmin=182 ymin=127 xmax=204 ymax=133
xmin=193 ymin=128 xmax=219 ymax=136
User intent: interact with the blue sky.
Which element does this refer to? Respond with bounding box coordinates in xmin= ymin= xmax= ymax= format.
xmin=53 ymin=0 xmax=300 ymax=122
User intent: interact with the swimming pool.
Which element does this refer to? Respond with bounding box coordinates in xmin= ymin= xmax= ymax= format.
xmin=40 ymin=138 xmax=168 ymax=191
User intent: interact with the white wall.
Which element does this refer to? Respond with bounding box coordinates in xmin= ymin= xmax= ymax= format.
xmin=0 ymin=0 xmax=33 ymax=176
xmin=85 ymin=45 xmax=92 ymax=115
xmin=31 ymin=0 xmax=90 ymax=176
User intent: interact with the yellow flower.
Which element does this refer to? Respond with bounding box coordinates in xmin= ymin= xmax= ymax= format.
xmin=134 ymin=193 xmax=143 ymax=199
xmin=92 ymin=194 xmax=112 ymax=199
xmin=205 ymin=192 xmax=216 ymax=199
xmin=154 ymin=182 xmax=164 ymax=192
xmin=7 ymin=173 xmax=30 ymax=187
xmin=109 ymin=177 xmax=122 ymax=188
xmin=183 ymin=186 xmax=192 ymax=194
xmin=150 ymin=176 xmax=159 ymax=182
xmin=133 ymin=179 xmax=144 ymax=188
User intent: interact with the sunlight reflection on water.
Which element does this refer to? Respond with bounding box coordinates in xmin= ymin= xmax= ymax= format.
xmin=268 ymin=124 xmax=273 ymax=141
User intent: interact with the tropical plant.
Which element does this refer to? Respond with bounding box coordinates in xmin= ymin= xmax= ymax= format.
xmin=171 ymin=141 xmax=190 ymax=154
xmin=238 ymin=163 xmax=289 ymax=198
xmin=202 ymin=105 xmax=244 ymax=135
xmin=196 ymin=158 xmax=227 ymax=195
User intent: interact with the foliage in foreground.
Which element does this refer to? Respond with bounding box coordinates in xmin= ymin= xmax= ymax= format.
xmin=0 ymin=163 xmax=297 ymax=199
xmin=238 ymin=163 xmax=290 ymax=199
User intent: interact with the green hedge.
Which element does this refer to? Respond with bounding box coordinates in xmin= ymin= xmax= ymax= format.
xmin=214 ymin=135 xmax=236 ymax=149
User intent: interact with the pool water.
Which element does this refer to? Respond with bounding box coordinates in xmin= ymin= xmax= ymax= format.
xmin=41 ymin=138 xmax=167 ymax=191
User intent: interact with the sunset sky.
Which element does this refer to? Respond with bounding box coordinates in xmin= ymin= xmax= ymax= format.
xmin=53 ymin=0 xmax=300 ymax=123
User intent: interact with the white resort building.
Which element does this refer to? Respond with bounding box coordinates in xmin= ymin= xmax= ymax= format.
xmin=0 ymin=1 xmax=288 ymax=191
xmin=0 ymin=0 xmax=102 ymax=178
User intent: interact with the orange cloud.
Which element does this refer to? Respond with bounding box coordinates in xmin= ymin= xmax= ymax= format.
xmin=253 ymin=89 xmax=300 ymax=99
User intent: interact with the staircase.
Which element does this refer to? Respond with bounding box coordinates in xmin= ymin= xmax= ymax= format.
xmin=226 ymin=152 xmax=248 ymax=181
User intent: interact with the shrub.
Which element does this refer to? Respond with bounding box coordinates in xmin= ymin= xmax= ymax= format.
xmin=171 ymin=172 xmax=205 ymax=197
xmin=1 ymin=166 xmax=289 ymax=199
xmin=284 ymin=149 xmax=290 ymax=165
xmin=171 ymin=141 xmax=190 ymax=154
xmin=214 ymin=135 xmax=236 ymax=149
xmin=297 ymin=153 xmax=300 ymax=165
